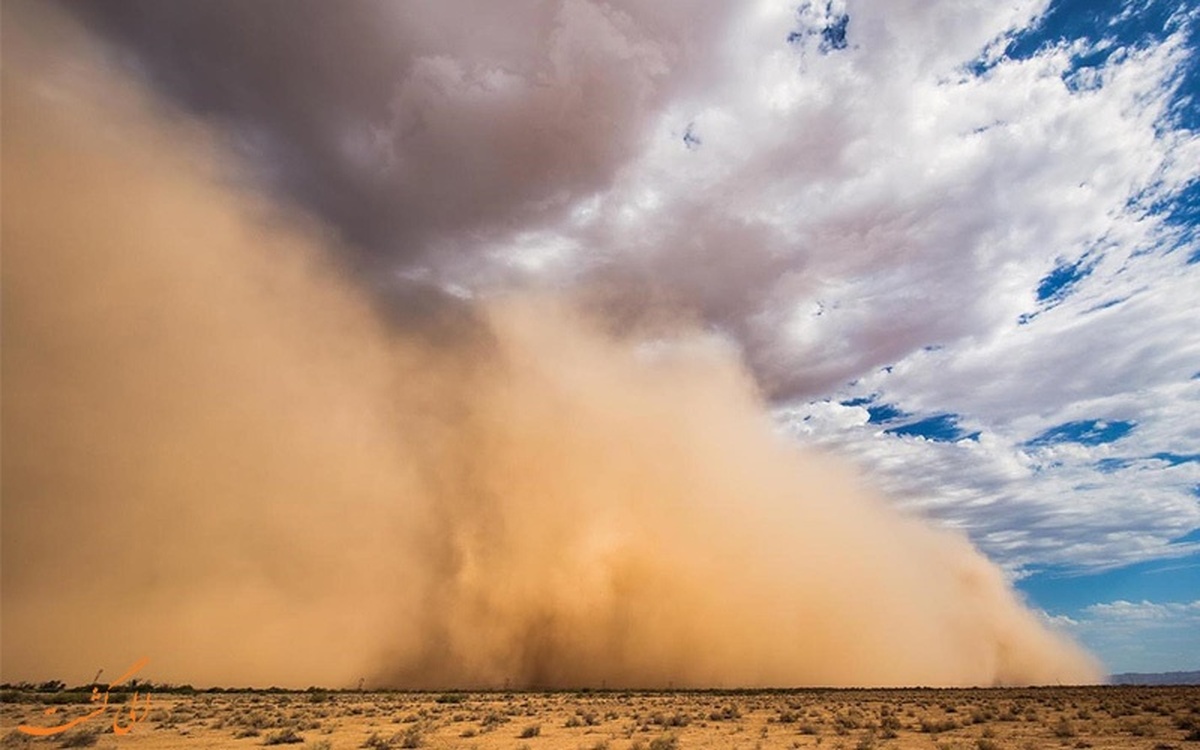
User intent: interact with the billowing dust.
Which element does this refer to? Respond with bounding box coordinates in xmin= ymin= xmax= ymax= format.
xmin=1 ymin=2 xmax=1101 ymax=689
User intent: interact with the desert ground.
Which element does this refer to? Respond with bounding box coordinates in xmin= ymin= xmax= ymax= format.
xmin=3 ymin=686 xmax=1199 ymax=750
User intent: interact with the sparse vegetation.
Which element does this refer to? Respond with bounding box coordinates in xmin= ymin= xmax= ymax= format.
xmin=1054 ymin=716 xmax=1078 ymax=737
xmin=648 ymin=734 xmax=678 ymax=750
xmin=0 ymin=684 xmax=1197 ymax=749
xmin=361 ymin=732 xmax=392 ymax=749
xmin=519 ymin=723 xmax=541 ymax=738
xmin=263 ymin=727 xmax=304 ymax=745
xmin=921 ymin=716 xmax=959 ymax=733
xmin=56 ymin=728 xmax=99 ymax=748
xmin=399 ymin=724 xmax=423 ymax=748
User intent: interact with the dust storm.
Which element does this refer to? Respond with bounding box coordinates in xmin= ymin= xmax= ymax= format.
xmin=1 ymin=2 xmax=1101 ymax=690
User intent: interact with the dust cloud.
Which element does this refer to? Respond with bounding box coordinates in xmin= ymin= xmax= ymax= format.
xmin=1 ymin=3 xmax=1101 ymax=689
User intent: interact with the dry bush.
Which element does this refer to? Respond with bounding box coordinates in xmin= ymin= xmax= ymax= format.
xmin=361 ymin=731 xmax=393 ymax=749
xmin=1 ymin=731 xmax=32 ymax=749
xmin=648 ymin=734 xmax=678 ymax=750
xmin=263 ymin=727 xmax=304 ymax=745
xmin=56 ymin=728 xmax=100 ymax=748
xmin=519 ymin=724 xmax=541 ymax=738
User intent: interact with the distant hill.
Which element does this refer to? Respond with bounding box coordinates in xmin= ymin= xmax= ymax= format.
xmin=1110 ymin=671 xmax=1200 ymax=685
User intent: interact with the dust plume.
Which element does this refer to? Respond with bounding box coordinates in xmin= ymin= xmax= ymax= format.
xmin=1 ymin=2 xmax=1101 ymax=689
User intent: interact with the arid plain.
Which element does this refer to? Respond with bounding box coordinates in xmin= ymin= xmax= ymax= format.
xmin=4 ymin=687 xmax=1198 ymax=750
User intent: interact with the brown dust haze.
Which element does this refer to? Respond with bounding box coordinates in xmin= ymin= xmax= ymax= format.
xmin=1 ymin=3 xmax=1101 ymax=689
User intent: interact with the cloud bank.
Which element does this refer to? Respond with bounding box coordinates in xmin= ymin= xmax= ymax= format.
xmin=1 ymin=2 xmax=1102 ymax=688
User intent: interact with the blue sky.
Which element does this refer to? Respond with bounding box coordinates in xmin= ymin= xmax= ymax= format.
xmin=14 ymin=0 xmax=1199 ymax=680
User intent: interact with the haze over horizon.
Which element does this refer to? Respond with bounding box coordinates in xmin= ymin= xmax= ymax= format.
xmin=2 ymin=0 xmax=1198 ymax=685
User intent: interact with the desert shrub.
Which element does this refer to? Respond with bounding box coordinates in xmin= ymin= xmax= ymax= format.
xmin=1 ymin=730 xmax=32 ymax=749
xmin=708 ymin=704 xmax=740 ymax=721
xmin=42 ymin=693 xmax=97 ymax=706
xmin=1053 ymin=718 xmax=1077 ymax=738
xmin=879 ymin=713 xmax=901 ymax=738
xmin=391 ymin=726 xmax=422 ymax=749
xmin=56 ymin=728 xmax=99 ymax=748
xmin=146 ymin=707 xmax=170 ymax=723
xmin=648 ymin=734 xmax=678 ymax=750
xmin=920 ymin=717 xmax=958 ymax=733
xmin=481 ymin=711 xmax=509 ymax=730
xmin=835 ymin=709 xmax=865 ymax=732
xmin=236 ymin=710 xmax=275 ymax=730
xmin=1126 ymin=718 xmax=1157 ymax=737
xmin=305 ymin=742 xmax=332 ymax=750
xmin=361 ymin=732 xmax=393 ymax=749
xmin=969 ymin=708 xmax=988 ymax=724
xmin=263 ymin=727 xmax=304 ymax=745
xmin=519 ymin=724 xmax=541 ymax=738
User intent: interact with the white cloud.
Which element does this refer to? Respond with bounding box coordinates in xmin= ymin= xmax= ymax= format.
xmin=1084 ymin=599 xmax=1200 ymax=623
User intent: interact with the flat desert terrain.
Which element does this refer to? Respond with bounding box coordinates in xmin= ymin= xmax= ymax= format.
xmin=4 ymin=686 xmax=1198 ymax=750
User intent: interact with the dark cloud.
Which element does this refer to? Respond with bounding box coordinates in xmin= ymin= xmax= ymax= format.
xmin=59 ymin=0 xmax=733 ymax=285
xmin=62 ymin=1 xmax=409 ymax=258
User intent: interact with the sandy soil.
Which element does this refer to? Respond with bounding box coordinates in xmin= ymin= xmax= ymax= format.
xmin=3 ymin=686 xmax=1198 ymax=750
